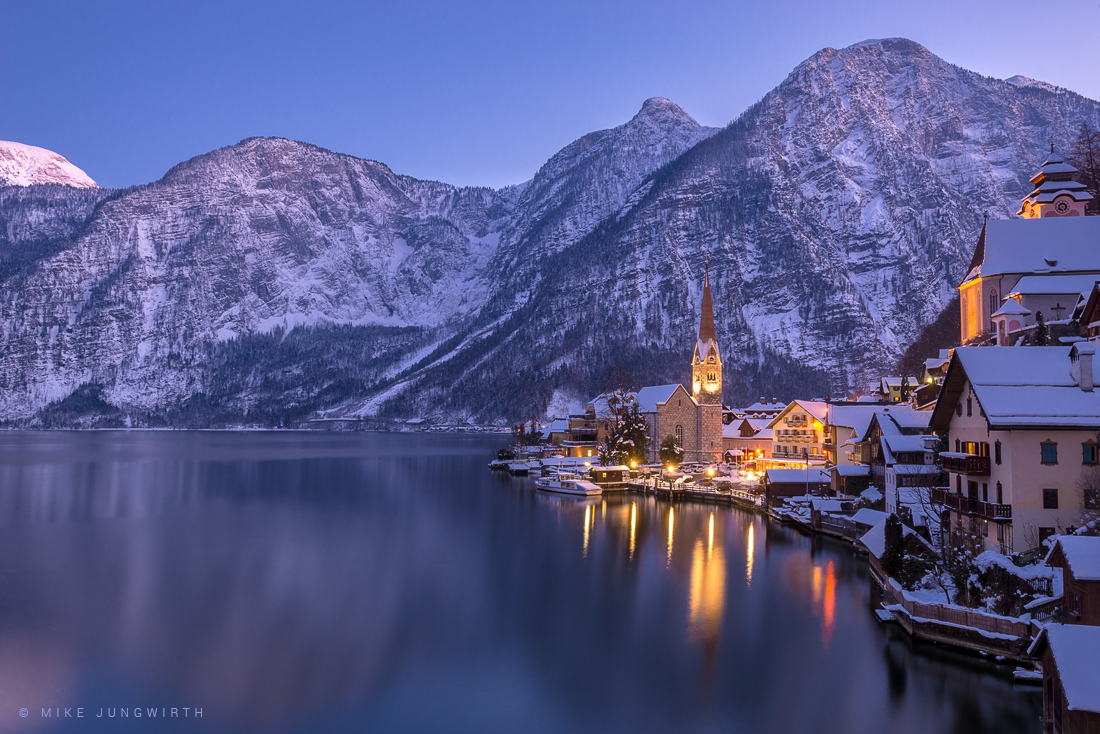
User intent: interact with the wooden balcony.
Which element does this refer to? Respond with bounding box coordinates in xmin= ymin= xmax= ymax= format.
xmin=942 ymin=453 xmax=990 ymax=476
xmin=933 ymin=488 xmax=1012 ymax=521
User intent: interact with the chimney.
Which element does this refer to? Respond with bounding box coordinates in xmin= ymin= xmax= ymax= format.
xmin=760 ymin=397 xmax=766 ymax=405
xmin=1072 ymin=343 xmax=1095 ymax=392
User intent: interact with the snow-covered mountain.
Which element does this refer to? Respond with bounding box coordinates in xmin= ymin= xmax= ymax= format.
xmin=2 ymin=38 xmax=1099 ymax=426
xmin=0 ymin=141 xmax=97 ymax=188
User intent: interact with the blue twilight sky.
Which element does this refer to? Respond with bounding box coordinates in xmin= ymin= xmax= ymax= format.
xmin=3 ymin=0 xmax=1100 ymax=190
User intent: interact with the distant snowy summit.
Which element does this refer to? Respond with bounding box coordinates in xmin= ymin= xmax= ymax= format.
xmin=1005 ymin=75 xmax=1065 ymax=94
xmin=0 ymin=141 xmax=96 ymax=188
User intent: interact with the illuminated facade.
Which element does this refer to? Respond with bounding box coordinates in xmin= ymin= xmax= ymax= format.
xmin=959 ymin=151 xmax=1100 ymax=344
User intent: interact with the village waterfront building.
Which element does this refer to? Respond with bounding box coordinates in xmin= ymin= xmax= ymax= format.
xmin=824 ymin=404 xmax=880 ymax=466
xmin=766 ymin=400 xmax=829 ymax=462
xmin=722 ymin=417 xmax=773 ymax=462
xmin=1045 ymin=536 xmax=1100 ymax=627
xmin=1029 ymin=624 xmax=1100 ymax=734
xmin=929 ymin=345 xmax=1098 ymax=553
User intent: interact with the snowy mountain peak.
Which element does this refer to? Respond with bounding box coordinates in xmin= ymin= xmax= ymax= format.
xmin=0 ymin=141 xmax=97 ymax=188
xmin=634 ymin=97 xmax=695 ymax=123
xmin=843 ymin=37 xmax=930 ymax=54
xmin=1005 ymin=75 xmax=1065 ymax=94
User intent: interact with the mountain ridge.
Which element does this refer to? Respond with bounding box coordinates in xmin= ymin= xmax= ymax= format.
xmin=2 ymin=39 xmax=1099 ymax=426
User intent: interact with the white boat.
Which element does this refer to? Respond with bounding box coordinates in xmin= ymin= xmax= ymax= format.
xmin=534 ymin=471 xmax=602 ymax=496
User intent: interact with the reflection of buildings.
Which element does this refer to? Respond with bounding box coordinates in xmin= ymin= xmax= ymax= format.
xmin=811 ymin=560 xmax=837 ymax=646
xmin=688 ymin=515 xmax=727 ymax=665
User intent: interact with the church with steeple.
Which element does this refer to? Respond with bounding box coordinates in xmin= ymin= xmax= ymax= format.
xmin=634 ymin=262 xmax=725 ymax=463
xmin=959 ymin=145 xmax=1100 ymax=345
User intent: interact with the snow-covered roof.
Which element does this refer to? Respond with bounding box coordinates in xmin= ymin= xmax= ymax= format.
xmin=634 ymin=384 xmax=686 ymax=413
xmin=924 ymin=357 xmax=949 ymax=371
xmin=723 ymin=417 xmax=772 ymax=439
xmin=810 ymin=498 xmax=844 ymax=512
xmin=860 ymin=487 xmax=883 ymax=502
xmin=970 ymin=217 xmax=1100 ymax=281
xmin=827 ymin=404 xmax=880 ymax=438
xmin=859 ymin=518 xmax=919 ymax=560
xmin=1030 ymin=625 xmax=1100 ymax=713
xmin=880 ymin=376 xmax=916 ymax=389
xmin=936 ymin=347 xmax=1100 ymax=429
xmin=881 ymin=434 xmax=935 ymax=454
xmin=884 ymin=409 xmax=932 ymax=430
xmin=546 ymin=418 xmax=569 ymax=433
xmin=1009 ymin=274 xmax=1100 ymax=298
xmin=1046 ymin=536 xmax=1100 ymax=581
xmin=743 ymin=400 xmax=786 ymax=414
xmin=832 ymin=465 xmax=870 ymax=477
xmin=767 ymin=400 xmax=828 ymax=429
xmin=991 ymin=299 xmax=1031 ymax=317
xmin=764 ymin=468 xmax=830 ymax=484
xmin=851 ymin=508 xmax=888 ymax=527
xmin=586 ymin=391 xmax=638 ymax=420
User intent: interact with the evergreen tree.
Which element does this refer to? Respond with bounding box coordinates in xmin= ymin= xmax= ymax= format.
xmin=659 ymin=436 xmax=685 ymax=467
xmin=607 ymin=403 xmax=649 ymax=466
xmin=899 ymin=376 xmax=913 ymax=402
xmin=1034 ymin=311 xmax=1049 ymax=346
xmin=881 ymin=513 xmax=904 ymax=581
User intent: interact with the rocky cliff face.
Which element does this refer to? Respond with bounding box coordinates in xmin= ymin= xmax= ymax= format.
xmin=2 ymin=39 xmax=1099 ymax=426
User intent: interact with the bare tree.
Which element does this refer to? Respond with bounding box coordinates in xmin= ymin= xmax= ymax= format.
xmin=1077 ymin=466 xmax=1100 ymax=534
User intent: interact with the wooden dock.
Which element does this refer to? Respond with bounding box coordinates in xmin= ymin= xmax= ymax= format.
xmin=625 ymin=480 xmax=763 ymax=511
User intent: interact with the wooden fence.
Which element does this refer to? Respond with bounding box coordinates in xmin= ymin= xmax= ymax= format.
xmin=881 ymin=577 xmax=1029 ymax=638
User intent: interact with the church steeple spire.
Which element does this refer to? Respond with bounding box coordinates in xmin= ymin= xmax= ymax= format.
xmin=691 ymin=258 xmax=721 ymax=405
xmin=698 ymin=257 xmax=715 ymax=343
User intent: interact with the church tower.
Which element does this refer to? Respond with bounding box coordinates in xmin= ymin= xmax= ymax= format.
xmin=691 ymin=261 xmax=724 ymax=462
xmin=692 ymin=261 xmax=722 ymax=404
xmin=1017 ymin=144 xmax=1093 ymax=218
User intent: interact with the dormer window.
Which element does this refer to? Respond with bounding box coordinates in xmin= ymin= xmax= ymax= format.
xmin=707 ymin=355 xmax=715 ymax=364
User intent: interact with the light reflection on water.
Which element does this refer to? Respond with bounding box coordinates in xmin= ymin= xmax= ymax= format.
xmin=0 ymin=431 xmax=1041 ymax=734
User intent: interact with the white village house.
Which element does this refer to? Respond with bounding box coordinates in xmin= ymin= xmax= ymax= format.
xmin=929 ymin=345 xmax=1099 ymax=552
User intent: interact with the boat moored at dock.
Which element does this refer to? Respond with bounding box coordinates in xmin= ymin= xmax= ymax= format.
xmin=534 ymin=472 xmax=602 ymax=496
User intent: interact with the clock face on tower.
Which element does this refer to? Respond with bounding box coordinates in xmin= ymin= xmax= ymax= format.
xmin=1056 ymin=200 xmax=1070 ymax=213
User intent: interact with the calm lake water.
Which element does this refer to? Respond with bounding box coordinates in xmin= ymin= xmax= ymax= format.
xmin=0 ymin=431 xmax=1040 ymax=733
